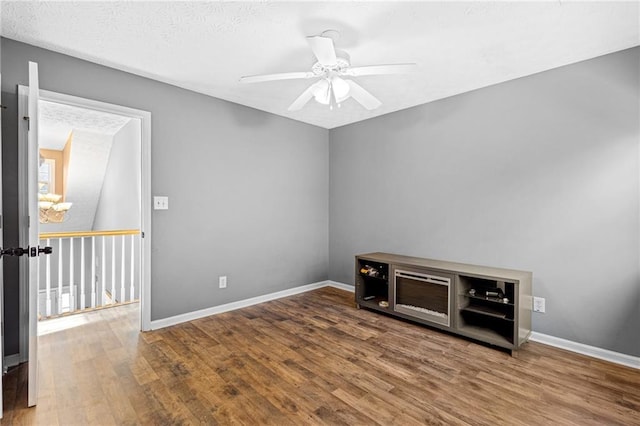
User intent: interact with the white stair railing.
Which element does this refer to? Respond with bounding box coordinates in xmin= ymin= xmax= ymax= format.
xmin=38 ymin=229 xmax=140 ymax=319
xmin=91 ymin=236 xmax=96 ymax=308
xmin=111 ymin=238 xmax=116 ymax=305
xmin=69 ymin=236 xmax=75 ymax=312
xmin=58 ymin=238 xmax=63 ymax=315
xmin=45 ymin=238 xmax=51 ymax=317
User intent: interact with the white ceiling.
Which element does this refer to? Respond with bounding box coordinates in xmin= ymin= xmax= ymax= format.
xmin=3 ymin=1 xmax=639 ymax=129
xmin=40 ymin=100 xmax=131 ymax=150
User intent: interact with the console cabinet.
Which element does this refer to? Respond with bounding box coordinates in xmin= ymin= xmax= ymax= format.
xmin=355 ymin=252 xmax=532 ymax=355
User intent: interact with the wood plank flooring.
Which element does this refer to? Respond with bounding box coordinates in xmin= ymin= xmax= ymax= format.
xmin=2 ymin=287 xmax=639 ymax=425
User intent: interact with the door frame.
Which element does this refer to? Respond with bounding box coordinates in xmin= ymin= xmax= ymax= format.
xmin=17 ymin=88 xmax=152 ymax=353
xmin=0 ymin=70 xmax=4 ymax=419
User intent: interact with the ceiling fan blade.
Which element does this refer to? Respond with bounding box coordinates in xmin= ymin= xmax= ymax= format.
xmin=288 ymin=81 xmax=323 ymax=111
xmin=240 ymin=71 xmax=315 ymax=84
xmin=346 ymin=80 xmax=381 ymax=110
xmin=306 ymin=35 xmax=337 ymax=66
xmin=343 ymin=63 xmax=417 ymax=77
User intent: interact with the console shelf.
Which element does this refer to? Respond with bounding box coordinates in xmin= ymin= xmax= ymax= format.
xmin=462 ymin=294 xmax=514 ymax=306
xmin=355 ymin=252 xmax=532 ymax=355
xmin=460 ymin=305 xmax=511 ymax=319
xmin=359 ymin=297 xmax=391 ymax=312
xmin=359 ymin=274 xmax=388 ymax=283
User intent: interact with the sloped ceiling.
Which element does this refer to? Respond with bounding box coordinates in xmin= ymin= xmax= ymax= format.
xmin=55 ymin=130 xmax=115 ymax=232
xmin=2 ymin=1 xmax=639 ymax=129
xmin=39 ymin=101 xmax=131 ymax=232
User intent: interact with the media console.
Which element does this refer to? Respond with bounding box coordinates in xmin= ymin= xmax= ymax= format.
xmin=355 ymin=252 xmax=532 ymax=355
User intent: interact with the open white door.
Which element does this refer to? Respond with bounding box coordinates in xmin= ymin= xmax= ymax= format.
xmin=27 ymin=61 xmax=40 ymax=407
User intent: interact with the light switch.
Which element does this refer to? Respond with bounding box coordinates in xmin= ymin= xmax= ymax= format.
xmin=154 ymin=196 xmax=169 ymax=210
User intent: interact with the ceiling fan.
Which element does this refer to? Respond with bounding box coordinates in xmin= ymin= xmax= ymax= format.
xmin=239 ymin=30 xmax=417 ymax=111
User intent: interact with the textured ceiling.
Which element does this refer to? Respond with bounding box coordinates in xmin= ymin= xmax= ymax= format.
xmin=40 ymin=100 xmax=131 ymax=150
xmin=3 ymin=1 xmax=639 ymax=129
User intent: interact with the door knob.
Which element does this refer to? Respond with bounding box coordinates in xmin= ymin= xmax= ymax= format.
xmin=39 ymin=246 xmax=53 ymax=255
xmin=0 ymin=247 xmax=28 ymax=258
xmin=28 ymin=246 xmax=54 ymax=257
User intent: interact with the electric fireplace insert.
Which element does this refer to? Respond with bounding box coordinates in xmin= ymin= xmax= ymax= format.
xmin=393 ymin=269 xmax=452 ymax=327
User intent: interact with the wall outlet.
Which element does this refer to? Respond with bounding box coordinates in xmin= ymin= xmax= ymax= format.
xmin=219 ymin=276 xmax=227 ymax=289
xmin=533 ymin=296 xmax=546 ymax=313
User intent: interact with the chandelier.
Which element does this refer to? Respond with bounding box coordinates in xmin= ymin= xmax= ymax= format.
xmin=39 ymin=192 xmax=72 ymax=223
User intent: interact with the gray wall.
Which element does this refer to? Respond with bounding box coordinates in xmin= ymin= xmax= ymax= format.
xmin=93 ymin=118 xmax=142 ymax=231
xmin=1 ymin=38 xmax=329 ymax=347
xmin=329 ymin=47 xmax=640 ymax=357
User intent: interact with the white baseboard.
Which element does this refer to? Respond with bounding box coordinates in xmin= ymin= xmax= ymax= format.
xmin=530 ymin=332 xmax=639 ymax=370
xmin=150 ymin=280 xmax=333 ymax=330
xmin=326 ymin=280 xmax=354 ymax=292
xmin=148 ymin=279 xmax=638 ymax=370
xmin=4 ymin=353 xmax=20 ymax=369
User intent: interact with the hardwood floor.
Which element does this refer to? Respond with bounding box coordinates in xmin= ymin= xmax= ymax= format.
xmin=2 ymin=287 xmax=639 ymax=425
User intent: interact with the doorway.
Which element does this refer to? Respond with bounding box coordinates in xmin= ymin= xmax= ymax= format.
xmin=37 ymin=100 xmax=142 ymax=320
xmin=16 ymin=87 xmax=152 ymax=403
xmin=20 ymin=90 xmax=151 ymax=334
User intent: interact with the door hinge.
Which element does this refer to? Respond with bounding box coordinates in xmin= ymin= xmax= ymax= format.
xmin=141 ymin=231 xmax=145 ymax=238
xmin=23 ymin=116 xmax=30 ymax=131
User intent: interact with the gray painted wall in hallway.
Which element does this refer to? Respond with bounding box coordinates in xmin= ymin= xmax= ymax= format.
xmin=1 ymin=38 xmax=329 ymax=340
xmin=329 ymin=48 xmax=640 ymax=357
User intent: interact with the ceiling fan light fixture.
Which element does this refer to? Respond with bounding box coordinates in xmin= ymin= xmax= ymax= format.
xmin=313 ymin=79 xmax=331 ymax=105
xmin=331 ymin=76 xmax=350 ymax=103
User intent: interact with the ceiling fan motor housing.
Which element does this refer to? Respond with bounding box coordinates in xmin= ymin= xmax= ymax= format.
xmin=312 ymin=50 xmax=351 ymax=76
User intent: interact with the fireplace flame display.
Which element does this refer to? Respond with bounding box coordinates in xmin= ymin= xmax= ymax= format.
xmin=394 ymin=270 xmax=451 ymax=327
